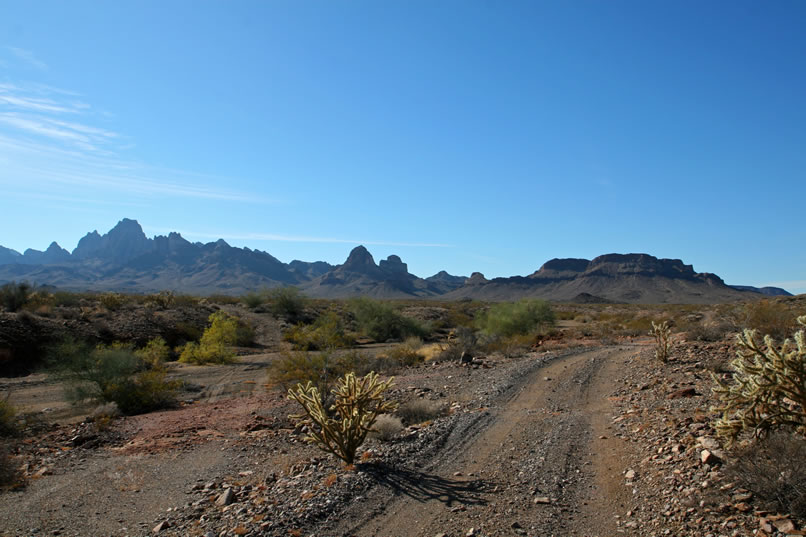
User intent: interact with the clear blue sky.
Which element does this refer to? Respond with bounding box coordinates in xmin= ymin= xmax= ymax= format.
xmin=1 ymin=1 xmax=804 ymax=293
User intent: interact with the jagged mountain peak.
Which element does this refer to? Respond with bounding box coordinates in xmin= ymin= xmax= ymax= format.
xmin=342 ymin=245 xmax=376 ymax=271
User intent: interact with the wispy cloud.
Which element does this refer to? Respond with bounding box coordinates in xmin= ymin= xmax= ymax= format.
xmin=7 ymin=47 xmax=48 ymax=70
xmin=147 ymin=227 xmax=453 ymax=248
xmin=0 ymin=77 xmax=265 ymax=203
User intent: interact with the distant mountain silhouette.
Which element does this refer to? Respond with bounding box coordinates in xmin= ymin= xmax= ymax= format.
xmin=728 ymin=285 xmax=792 ymax=297
xmin=0 ymin=218 xmax=787 ymax=303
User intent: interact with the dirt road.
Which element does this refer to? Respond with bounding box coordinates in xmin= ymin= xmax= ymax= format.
xmin=329 ymin=346 xmax=635 ymax=537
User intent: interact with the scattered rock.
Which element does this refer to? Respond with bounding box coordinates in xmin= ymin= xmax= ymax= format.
xmin=216 ymin=488 xmax=236 ymax=506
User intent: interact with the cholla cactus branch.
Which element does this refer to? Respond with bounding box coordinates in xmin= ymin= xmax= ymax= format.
xmin=650 ymin=320 xmax=673 ymax=363
xmin=288 ymin=371 xmax=397 ymax=464
xmin=712 ymin=315 xmax=806 ymax=444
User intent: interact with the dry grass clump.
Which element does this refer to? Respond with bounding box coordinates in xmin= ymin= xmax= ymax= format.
xmin=397 ymin=399 xmax=445 ymax=426
xmin=370 ymin=414 xmax=404 ymax=441
xmin=724 ymin=433 xmax=806 ymax=520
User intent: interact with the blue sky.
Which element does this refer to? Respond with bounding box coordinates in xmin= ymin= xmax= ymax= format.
xmin=1 ymin=1 xmax=804 ymax=293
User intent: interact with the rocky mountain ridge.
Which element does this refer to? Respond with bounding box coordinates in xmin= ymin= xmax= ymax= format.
xmin=0 ymin=219 xmax=788 ymax=303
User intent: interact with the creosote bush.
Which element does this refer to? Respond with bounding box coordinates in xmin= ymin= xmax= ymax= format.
xmin=649 ymin=320 xmax=673 ymax=363
xmin=712 ymin=315 xmax=806 ymax=443
xmin=0 ymin=281 xmax=31 ymax=312
xmin=269 ymin=287 xmax=308 ymax=322
xmin=396 ymin=399 xmax=445 ymax=425
xmin=350 ymin=298 xmax=428 ymax=342
xmin=283 ymin=312 xmax=353 ymax=351
xmin=476 ymin=299 xmax=555 ymax=338
xmin=55 ymin=340 xmax=180 ymax=415
xmin=369 ymin=414 xmax=404 ymax=441
xmin=288 ymin=371 xmax=397 ymax=464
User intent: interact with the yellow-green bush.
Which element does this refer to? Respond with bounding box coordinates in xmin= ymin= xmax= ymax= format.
xmin=288 ymin=371 xmax=397 ymax=464
xmin=135 ymin=337 xmax=171 ymax=367
xmin=177 ymin=311 xmax=251 ymax=364
xmin=382 ymin=337 xmax=425 ymax=367
xmin=283 ymin=312 xmax=353 ymax=351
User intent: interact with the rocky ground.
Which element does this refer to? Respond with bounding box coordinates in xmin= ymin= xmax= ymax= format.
xmin=2 ymin=337 xmax=805 ymax=537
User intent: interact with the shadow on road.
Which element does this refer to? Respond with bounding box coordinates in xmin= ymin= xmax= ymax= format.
xmin=359 ymin=462 xmax=494 ymax=507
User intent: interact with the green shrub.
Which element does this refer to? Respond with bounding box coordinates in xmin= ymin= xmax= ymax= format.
xmin=177 ymin=311 xmax=251 ymax=364
xmin=241 ymin=290 xmax=266 ymax=309
xmin=269 ymin=287 xmax=308 ymax=322
xmin=135 ymin=336 xmax=171 ymax=367
xmin=712 ymin=314 xmax=806 ymax=443
xmin=269 ymin=350 xmax=349 ymax=394
xmin=143 ymin=291 xmax=176 ymax=309
xmin=283 ymin=312 xmax=353 ymax=351
xmin=288 ymin=371 xmax=397 ymax=464
xmin=476 ymin=299 xmax=555 ymax=338
xmin=56 ymin=341 xmax=179 ymax=415
xmin=351 ymin=298 xmax=427 ymax=342
xmin=0 ymin=282 xmax=31 ymax=312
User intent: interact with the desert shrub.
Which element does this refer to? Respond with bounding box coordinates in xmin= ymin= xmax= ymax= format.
xmin=288 ymin=371 xmax=397 ymax=464
xmin=0 ymin=281 xmax=31 ymax=312
xmin=0 ymin=397 xmax=18 ymax=437
xmin=396 ymin=399 xmax=445 ymax=425
xmin=144 ymin=291 xmax=176 ymax=310
xmin=649 ymin=320 xmax=673 ymax=363
xmin=268 ymin=350 xmax=348 ymax=394
xmin=283 ymin=312 xmax=353 ymax=351
xmin=741 ymin=299 xmax=797 ymax=341
xmin=686 ymin=320 xmax=735 ymax=342
xmin=0 ymin=440 xmax=22 ymax=489
xmin=481 ymin=332 xmax=537 ymax=358
xmin=369 ymin=414 xmax=404 ymax=441
xmin=724 ymin=433 xmax=806 ymax=519
xmin=56 ymin=341 xmax=179 ymax=415
xmin=50 ymin=290 xmax=81 ymax=307
xmin=712 ymin=315 xmax=806 ymax=443
xmin=177 ymin=311 xmax=250 ymax=364
xmin=383 ymin=337 xmax=425 ymax=367
xmin=269 ymin=287 xmax=308 ymax=322
xmin=241 ymin=290 xmax=267 ymax=309
xmin=135 ymin=336 xmax=171 ymax=367
xmin=351 ymin=298 xmax=428 ymax=342
xmin=476 ymin=299 xmax=555 ymax=338
xmin=99 ymin=292 xmax=126 ymax=311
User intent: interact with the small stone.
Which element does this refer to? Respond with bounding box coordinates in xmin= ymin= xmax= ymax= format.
xmin=773 ymin=519 xmax=796 ymax=533
xmin=625 ymin=469 xmax=636 ymax=480
xmin=533 ymin=496 xmax=551 ymax=504
xmin=700 ymin=449 xmax=722 ymax=465
xmin=152 ymin=521 xmax=169 ymax=533
xmin=216 ymin=488 xmax=236 ymax=506
xmin=466 ymin=528 xmax=476 ymax=537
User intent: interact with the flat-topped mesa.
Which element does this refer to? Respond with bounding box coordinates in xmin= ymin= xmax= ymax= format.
xmin=585 ymin=253 xmax=697 ymax=279
xmin=530 ymin=258 xmax=590 ymax=280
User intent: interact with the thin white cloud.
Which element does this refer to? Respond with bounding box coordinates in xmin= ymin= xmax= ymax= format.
xmin=7 ymin=47 xmax=48 ymax=70
xmin=148 ymin=227 xmax=453 ymax=248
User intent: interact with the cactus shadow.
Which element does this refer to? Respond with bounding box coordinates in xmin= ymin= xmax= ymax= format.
xmin=359 ymin=461 xmax=495 ymax=507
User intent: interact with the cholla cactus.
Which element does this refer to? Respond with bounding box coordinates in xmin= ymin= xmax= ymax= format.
xmin=288 ymin=371 xmax=398 ymax=464
xmin=712 ymin=315 xmax=806 ymax=443
xmin=650 ymin=320 xmax=673 ymax=363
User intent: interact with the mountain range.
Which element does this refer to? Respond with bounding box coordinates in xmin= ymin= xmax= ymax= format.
xmin=0 ymin=219 xmax=792 ymax=303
